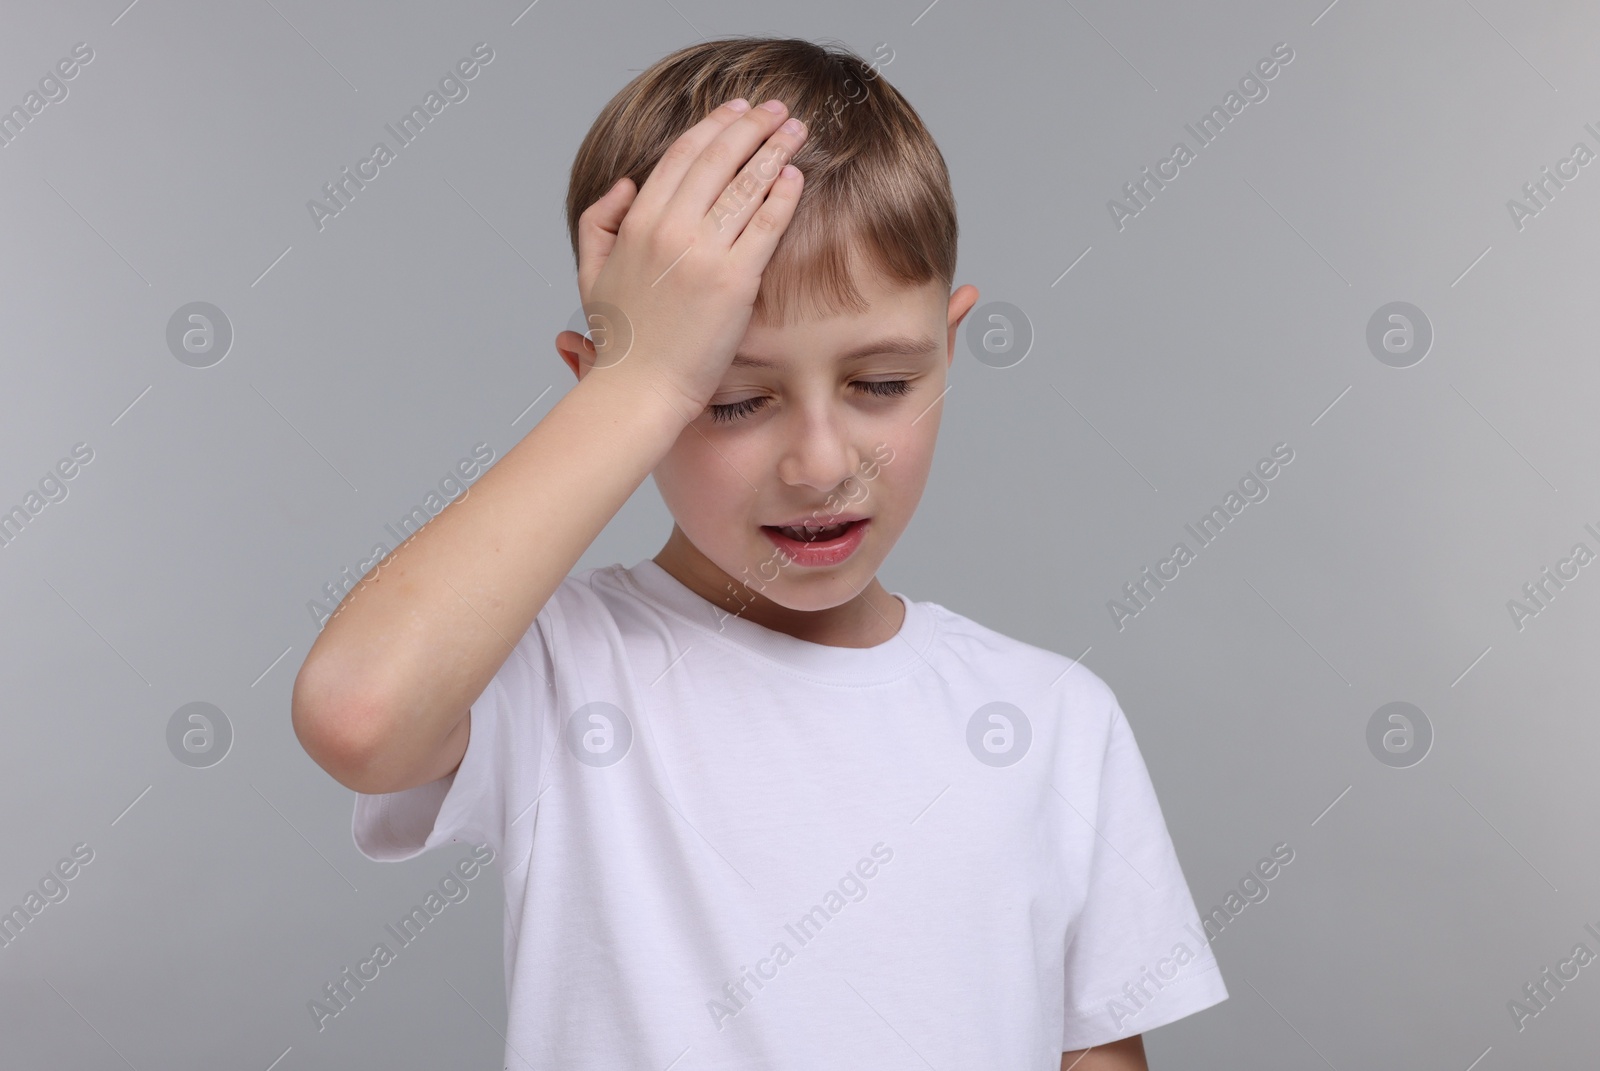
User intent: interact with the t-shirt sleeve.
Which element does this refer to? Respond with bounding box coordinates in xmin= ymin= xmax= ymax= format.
xmin=350 ymin=606 xmax=556 ymax=864
xmin=1060 ymin=695 xmax=1229 ymax=1049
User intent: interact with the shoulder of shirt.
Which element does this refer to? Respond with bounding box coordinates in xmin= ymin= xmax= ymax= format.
xmin=920 ymin=600 xmax=1119 ymax=718
xmin=541 ymin=563 xmax=630 ymax=605
xmin=540 ymin=561 xmax=701 ymax=629
xmin=514 ymin=563 xmax=633 ymax=636
xmin=536 ymin=568 xmax=1120 ymax=718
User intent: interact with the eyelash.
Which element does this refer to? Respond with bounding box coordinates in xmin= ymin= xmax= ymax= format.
xmin=707 ymin=380 xmax=913 ymax=424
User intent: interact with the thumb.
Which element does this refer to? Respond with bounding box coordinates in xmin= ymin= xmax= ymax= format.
xmin=577 ymin=177 xmax=638 ymax=284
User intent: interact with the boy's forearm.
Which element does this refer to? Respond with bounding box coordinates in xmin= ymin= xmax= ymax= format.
xmin=293 ymin=363 xmax=692 ymax=776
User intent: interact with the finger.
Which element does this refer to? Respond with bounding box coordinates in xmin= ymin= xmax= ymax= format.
xmin=675 ymin=102 xmax=799 ymax=227
xmin=727 ymin=162 xmax=804 ymax=275
xmin=627 ymin=99 xmax=751 ymax=221
xmin=703 ymin=115 xmax=808 ymax=245
xmin=576 ymin=176 xmax=636 ymax=294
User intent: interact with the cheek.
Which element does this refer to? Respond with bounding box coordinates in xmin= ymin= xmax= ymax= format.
xmin=654 ymin=435 xmax=748 ymax=520
xmin=851 ymin=431 xmax=932 ymax=513
xmin=880 ymin=427 xmax=936 ymax=486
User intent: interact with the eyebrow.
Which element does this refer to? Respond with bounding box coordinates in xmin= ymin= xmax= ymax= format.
xmin=729 ymin=334 xmax=940 ymax=369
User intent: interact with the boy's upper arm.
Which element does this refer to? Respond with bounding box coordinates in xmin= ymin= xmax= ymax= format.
xmin=1062 ymin=1033 xmax=1148 ymax=1071
xmin=339 ymin=705 xmax=472 ymax=797
xmin=351 ymin=594 xmax=563 ymax=862
xmin=425 ymin=709 xmax=471 ymax=785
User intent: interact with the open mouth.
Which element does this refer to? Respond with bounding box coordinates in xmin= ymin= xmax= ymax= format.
xmin=759 ymin=518 xmax=870 ymax=565
xmin=763 ymin=521 xmax=857 ymax=543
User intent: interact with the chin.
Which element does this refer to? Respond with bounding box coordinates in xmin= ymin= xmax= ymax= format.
xmin=762 ymin=581 xmax=863 ymax=613
xmin=759 ymin=559 xmax=882 ymax=607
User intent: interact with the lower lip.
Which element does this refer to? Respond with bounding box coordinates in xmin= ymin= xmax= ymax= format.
xmin=760 ymin=519 xmax=869 ymax=567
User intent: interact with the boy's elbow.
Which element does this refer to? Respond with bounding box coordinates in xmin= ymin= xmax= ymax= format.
xmin=291 ymin=659 xmax=390 ymax=792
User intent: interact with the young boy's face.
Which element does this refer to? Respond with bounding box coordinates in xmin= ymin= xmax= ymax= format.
xmin=643 ymin=271 xmax=980 ymax=637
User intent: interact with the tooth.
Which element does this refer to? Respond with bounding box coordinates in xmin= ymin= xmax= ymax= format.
xmin=779 ymin=522 xmax=847 ymax=540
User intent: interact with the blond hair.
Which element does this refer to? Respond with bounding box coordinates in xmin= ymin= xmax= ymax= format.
xmin=565 ymin=36 xmax=957 ymax=327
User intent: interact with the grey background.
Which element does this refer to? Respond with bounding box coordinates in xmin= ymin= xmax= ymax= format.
xmin=2 ymin=0 xmax=1596 ymax=1067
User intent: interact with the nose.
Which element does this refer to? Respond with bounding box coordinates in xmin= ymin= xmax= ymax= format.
xmin=775 ymin=399 xmax=861 ymax=495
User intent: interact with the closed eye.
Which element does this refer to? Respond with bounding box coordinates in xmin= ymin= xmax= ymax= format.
xmin=856 ymin=379 xmax=913 ymax=399
xmin=707 ymin=380 xmax=913 ymax=424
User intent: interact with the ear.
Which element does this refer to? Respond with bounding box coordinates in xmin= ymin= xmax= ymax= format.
xmin=555 ymin=330 xmax=597 ymax=380
xmin=946 ymin=284 xmax=980 ymax=367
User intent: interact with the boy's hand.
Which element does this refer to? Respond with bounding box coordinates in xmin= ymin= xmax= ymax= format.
xmin=573 ymin=97 xmax=808 ymax=413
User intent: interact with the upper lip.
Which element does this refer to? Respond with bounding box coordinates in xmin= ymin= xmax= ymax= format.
xmin=763 ymin=514 xmax=869 ymax=529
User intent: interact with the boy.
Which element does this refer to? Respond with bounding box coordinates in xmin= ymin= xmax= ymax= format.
xmin=293 ymin=36 xmax=1228 ymax=1070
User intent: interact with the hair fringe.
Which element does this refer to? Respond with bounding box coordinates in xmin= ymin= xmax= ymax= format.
xmin=565 ymin=36 xmax=957 ymax=328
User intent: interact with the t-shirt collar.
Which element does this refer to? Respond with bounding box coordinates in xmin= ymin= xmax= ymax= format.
xmin=619 ymin=557 xmax=937 ymax=686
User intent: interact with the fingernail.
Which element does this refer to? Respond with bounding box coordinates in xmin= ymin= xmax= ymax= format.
xmin=759 ymin=99 xmax=786 ymax=113
xmin=781 ymin=118 xmax=803 ymax=135
xmin=727 ymin=98 xmax=751 ymax=112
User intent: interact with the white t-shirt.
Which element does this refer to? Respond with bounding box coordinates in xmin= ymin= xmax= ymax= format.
xmin=352 ymin=558 xmax=1228 ymax=1067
